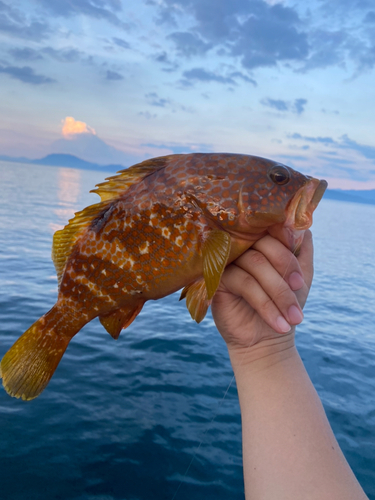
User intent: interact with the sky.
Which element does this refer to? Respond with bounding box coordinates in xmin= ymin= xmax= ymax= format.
xmin=0 ymin=0 xmax=375 ymax=189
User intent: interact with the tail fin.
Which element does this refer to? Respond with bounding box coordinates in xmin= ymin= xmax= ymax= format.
xmin=1 ymin=311 xmax=72 ymax=400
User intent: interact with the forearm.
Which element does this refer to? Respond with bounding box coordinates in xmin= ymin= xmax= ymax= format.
xmin=230 ymin=337 xmax=368 ymax=500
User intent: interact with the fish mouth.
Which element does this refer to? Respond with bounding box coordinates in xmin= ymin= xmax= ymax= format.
xmin=293 ymin=178 xmax=328 ymax=231
xmin=268 ymin=177 xmax=327 ymax=252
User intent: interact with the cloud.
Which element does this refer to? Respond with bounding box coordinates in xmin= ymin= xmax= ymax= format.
xmin=35 ymin=0 xmax=126 ymax=27
xmin=62 ymin=117 xmax=96 ymax=137
xmin=290 ymin=133 xmax=375 ymax=161
xmin=8 ymin=45 xmax=91 ymax=65
xmin=341 ymin=135 xmax=375 ymax=161
xmin=143 ymin=142 xmax=212 ymax=154
xmin=0 ymin=0 xmax=50 ymax=41
xmin=145 ymin=92 xmax=170 ymax=107
xmin=42 ymin=47 xmax=83 ymax=63
xmin=154 ymin=51 xmax=170 ymax=64
xmin=229 ymin=71 xmax=257 ymax=85
xmin=143 ymin=92 xmax=193 ymax=114
xmin=232 ymin=3 xmax=309 ymax=70
xmin=299 ymin=29 xmax=347 ymax=72
xmin=317 ymin=156 xmax=354 ymax=165
xmin=156 ymin=0 xmax=309 ymax=70
xmin=154 ymin=0 xmax=375 ymax=75
xmin=112 ymin=37 xmax=131 ymax=49
xmin=106 ymin=70 xmax=124 ymax=80
xmin=180 ymin=67 xmax=256 ymax=86
xmin=153 ymin=51 xmax=179 ymax=72
xmin=321 ymin=108 xmax=340 ymax=115
xmin=262 ymin=98 xmax=288 ymax=112
xmin=261 ymin=98 xmax=307 ymax=114
xmin=138 ymin=111 xmax=157 ymax=120
xmin=301 ymin=6 xmax=375 ymax=74
xmin=168 ymin=31 xmax=212 ymax=57
xmin=318 ymin=0 xmax=374 ymax=16
xmin=0 ymin=64 xmax=55 ymax=84
xmin=293 ymin=98 xmax=307 ymax=114
xmin=8 ymin=47 xmax=43 ymax=61
xmin=348 ymin=38 xmax=375 ymax=73
xmin=290 ymin=133 xmax=338 ymax=145
xmin=364 ymin=11 xmax=375 ymax=23
xmin=157 ymin=0 xmax=251 ymax=40
xmin=277 ymin=150 xmax=374 ymax=187
xmin=181 ymin=68 xmax=235 ymax=86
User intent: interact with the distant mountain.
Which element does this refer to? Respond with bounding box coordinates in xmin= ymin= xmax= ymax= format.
xmin=0 ymin=154 xmax=33 ymax=164
xmin=324 ymin=189 xmax=375 ymax=205
xmin=0 ymin=153 xmax=124 ymax=172
xmin=31 ymin=153 xmax=124 ymax=172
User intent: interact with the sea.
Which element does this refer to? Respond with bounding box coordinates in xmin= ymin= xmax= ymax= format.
xmin=0 ymin=160 xmax=374 ymax=500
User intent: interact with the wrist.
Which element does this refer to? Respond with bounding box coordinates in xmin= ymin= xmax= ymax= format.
xmin=227 ymin=330 xmax=297 ymax=376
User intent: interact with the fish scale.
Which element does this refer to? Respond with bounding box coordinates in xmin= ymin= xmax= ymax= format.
xmin=0 ymin=152 xmax=327 ymax=400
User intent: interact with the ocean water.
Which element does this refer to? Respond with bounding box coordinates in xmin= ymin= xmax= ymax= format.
xmin=0 ymin=160 xmax=374 ymax=500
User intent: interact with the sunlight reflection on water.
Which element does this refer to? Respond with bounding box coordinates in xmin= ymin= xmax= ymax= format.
xmin=50 ymin=167 xmax=82 ymax=232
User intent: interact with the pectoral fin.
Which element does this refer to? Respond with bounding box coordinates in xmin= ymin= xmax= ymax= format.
xmin=202 ymin=229 xmax=231 ymax=300
xmin=99 ymin=302 xmax=145 ymax=339
xmin=180 ymin=278 xmax=210 ymax=323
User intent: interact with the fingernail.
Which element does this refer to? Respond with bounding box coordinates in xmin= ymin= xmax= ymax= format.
xmin=289 ymin=272 xmax=304 ymax=291
xmin=288 ymin=305 xmax=304 ymax=324
xmin=276 ymin=316 xmax=292 ymax=333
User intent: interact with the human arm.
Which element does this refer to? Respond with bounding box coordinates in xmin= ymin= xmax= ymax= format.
xmin=211 ymin=231 xmax=368 ymax=500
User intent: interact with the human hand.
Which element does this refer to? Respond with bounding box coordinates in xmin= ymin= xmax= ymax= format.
xmin=211 ymin=230 xmax=314 ymax=358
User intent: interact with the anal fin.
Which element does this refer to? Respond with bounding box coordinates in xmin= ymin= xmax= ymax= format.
xmin=99 ymin=302 xmax=144 ymax=339
xmin=180 ymin=278 xmax=210 ymax=323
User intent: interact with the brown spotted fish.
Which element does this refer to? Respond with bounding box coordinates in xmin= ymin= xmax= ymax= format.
xmin=0 ymin=153 xmax=327 ymax=400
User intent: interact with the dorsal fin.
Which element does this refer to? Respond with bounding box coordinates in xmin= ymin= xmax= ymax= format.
xmin=90 ymin=155 xmax=174 ymax=202
xmin=52 ymin=201 xmax=110 ymax=287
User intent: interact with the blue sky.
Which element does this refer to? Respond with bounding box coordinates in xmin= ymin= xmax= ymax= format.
xmin=1 ymin=0 xmax=375 ymax=189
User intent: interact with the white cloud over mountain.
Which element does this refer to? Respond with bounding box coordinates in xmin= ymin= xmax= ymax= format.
xmin=48 ymin=117 xmax=143 ymax=166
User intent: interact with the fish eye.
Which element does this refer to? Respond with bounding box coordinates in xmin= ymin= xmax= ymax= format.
xmin=269 ymin=166 xmax=290 ymax=185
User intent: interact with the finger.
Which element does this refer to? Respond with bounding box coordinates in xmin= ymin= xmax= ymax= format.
xmin=293 ymin=231 xmax=314 ymax=309
xmin=219 ymin=263 xmax=293 ymax=334
xmin=251 ymin=235 xmax=305 ymax=291
xmin=232 ymin=249 xmax=304 ymax=326
xmin=297 ymin=230 xmax=314 ymax=289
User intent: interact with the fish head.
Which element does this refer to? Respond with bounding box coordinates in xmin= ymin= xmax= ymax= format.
xmin=266 ymin=172 xmax=327 ymax=253
xmin=236 ymin=158 xmax=327 ymax=252
xmin=150 ymin=153 xmax=326 ymax=253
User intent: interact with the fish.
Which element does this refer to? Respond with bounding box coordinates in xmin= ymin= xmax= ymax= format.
xmin=0 ymin=153 xmax=327 ymax=400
